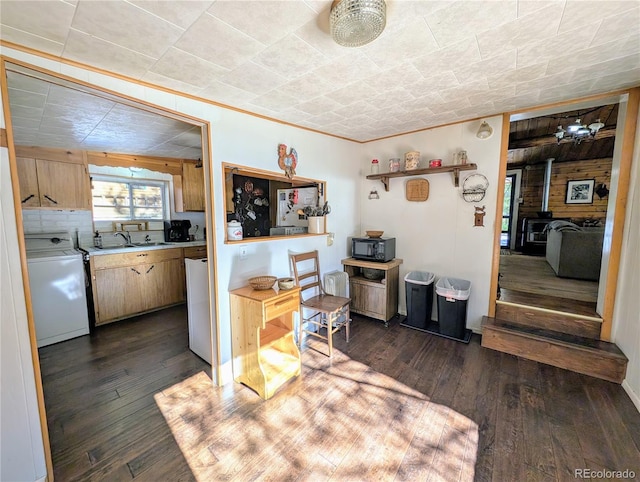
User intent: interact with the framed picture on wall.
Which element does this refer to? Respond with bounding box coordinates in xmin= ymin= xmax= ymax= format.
xmin=566 ymin=179 xmax=595 ymax=204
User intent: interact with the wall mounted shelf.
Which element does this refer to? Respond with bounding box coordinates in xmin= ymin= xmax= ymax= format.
xmin=366 ymin=163 xmax=477 ymax=191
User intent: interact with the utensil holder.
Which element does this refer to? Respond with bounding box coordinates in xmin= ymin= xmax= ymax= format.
xmin=308 ymin=216 xmax=325 ymax=234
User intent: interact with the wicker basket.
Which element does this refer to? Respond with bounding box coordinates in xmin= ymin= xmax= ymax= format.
xmin=278 ymin=277 xmax=295 ymax=290
xmin=248 ymin=276 xmax=277 ymax=290
xmin=406 ymin=178 xmax=429 ymax=202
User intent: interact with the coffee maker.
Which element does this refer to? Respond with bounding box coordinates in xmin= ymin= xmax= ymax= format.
xmin=164 ymin=220 xmax=191 ymax=242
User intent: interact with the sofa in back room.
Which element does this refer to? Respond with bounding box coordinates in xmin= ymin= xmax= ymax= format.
xmin=545 ymin=224 xmax=604 ymax=281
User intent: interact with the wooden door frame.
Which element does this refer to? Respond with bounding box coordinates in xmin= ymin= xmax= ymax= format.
xmin=1 ymin=57 xmax=222 ymax=480
xmin=488 ymin=89 xmax=640 ymax=341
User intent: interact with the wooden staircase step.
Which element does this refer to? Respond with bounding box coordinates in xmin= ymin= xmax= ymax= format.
xmin=481 ymin=316 xmax=628 ymax=383
xmin=496 ymin=301 xmax=601 ymax=339
xmin=498 ymin=288 xmax=597 ymax=317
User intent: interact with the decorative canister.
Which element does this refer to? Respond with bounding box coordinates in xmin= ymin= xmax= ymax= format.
xmin=457 ymin=150 xmax=468 ymax=165
xmin=227 ymin=220 xmax=243 ymax=240
xmin=389 ymin=158 xmax=401 ymax=172
xmin=371 ymin=159 xmax=379 ymax=174
xmin=429 ymin=159 xmax=442 ymax=168
xmin=404 ymin=151 xmax=420 ymax=170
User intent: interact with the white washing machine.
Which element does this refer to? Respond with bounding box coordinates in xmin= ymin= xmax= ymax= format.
xmin=25 ymin=232 xmax=90 ymax=347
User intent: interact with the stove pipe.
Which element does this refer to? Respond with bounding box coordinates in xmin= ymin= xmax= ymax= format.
xmin=541 ymin=158 xmax=554 ymax=212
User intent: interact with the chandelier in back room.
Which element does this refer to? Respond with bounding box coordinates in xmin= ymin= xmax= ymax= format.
xmin=555 ymin=117 xmax=605 ymax=144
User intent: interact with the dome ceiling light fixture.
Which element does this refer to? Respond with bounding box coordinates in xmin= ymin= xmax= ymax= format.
xmin=330 ymin=0 xmax=387 ymax=48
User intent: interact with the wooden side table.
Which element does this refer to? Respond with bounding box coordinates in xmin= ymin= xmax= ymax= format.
xmin=341 ymin=258 xmax=403 ymax=326
xmin=229 ymin=285 xmax=301 ymax=399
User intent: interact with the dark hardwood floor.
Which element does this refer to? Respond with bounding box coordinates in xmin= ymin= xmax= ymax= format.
xmin=39 ymin=306 xmax=640 ymax=481
xmin=500 ymin=251 xmax=598 ymax=309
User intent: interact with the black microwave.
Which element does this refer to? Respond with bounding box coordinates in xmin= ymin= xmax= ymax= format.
xmin=351 ymin=237 xmax=396 ymax=262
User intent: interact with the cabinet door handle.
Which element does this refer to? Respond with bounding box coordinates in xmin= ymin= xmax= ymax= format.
xmin=21 ymin=194 xmax=35 ymax=204
xmin=131 ymin=268 xmax=141 ymax=275
xmin=146 ymin=265 xmax=155 ymax=274
xmin=136 ymin=253 xmax=148 ymax=257
xmin=43 ymin=194 xmax=58 ymax=204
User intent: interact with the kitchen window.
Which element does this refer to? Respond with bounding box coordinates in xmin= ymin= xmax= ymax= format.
xmin=91 ymin=177 xmax=166 ymax=221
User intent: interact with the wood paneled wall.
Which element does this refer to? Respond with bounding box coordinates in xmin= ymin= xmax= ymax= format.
xmin=518 ymin=158 xmax=611 ymax=224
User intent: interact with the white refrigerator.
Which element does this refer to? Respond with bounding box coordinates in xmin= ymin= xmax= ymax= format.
xmin=276 ymin=186 xmax=319 ymax=226
xmin=185 ymin=258 xmax=212 ymax=364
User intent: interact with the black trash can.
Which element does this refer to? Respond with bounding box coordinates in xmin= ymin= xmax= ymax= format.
xmin=436 ymin=277 xmax=471 ymax=339
xmin=403 ymin=271 xmax=435 ymax=330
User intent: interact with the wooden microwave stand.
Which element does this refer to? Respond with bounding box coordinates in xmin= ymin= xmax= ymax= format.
xmin=229 ymin=285 xmax=301 ymax=399
xmin=341 ymin=258 xmax=403 ymax=326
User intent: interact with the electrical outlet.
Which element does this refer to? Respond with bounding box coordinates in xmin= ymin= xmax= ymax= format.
xmin=327 ymin=232 xmax=335 ymax=246
xmin=239 ymin=245 xmax=248 ymax=260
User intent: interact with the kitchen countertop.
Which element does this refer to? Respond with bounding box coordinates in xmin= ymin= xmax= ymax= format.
xmin=82 ymin=240 xmax=206 ymax=256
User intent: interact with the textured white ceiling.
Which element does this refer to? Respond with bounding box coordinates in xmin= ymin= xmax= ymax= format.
xmin=5 ymin=70 xmax=204 ymax=159
xmin=1 ymin=0 xmax=639 ymax=154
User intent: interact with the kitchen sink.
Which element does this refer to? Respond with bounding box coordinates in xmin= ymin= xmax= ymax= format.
xmin=95 ymin=242 xmax=170 ymax=250
xmin=131 ymin=242 xmax=170 ymax=247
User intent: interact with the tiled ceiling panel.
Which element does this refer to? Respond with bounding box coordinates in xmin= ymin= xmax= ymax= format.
xmin=5 ymin=71 xmax=203 ymax=159
xmin=0 ymin=0 xmax=639 ymax=157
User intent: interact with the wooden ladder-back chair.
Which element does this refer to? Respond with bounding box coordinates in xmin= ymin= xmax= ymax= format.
xmin=290 ymin=250 xmax=350 ymax=357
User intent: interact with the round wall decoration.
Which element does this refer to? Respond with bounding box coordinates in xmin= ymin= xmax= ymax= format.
xmin=462 ymin=173 xmax=489 ymax=203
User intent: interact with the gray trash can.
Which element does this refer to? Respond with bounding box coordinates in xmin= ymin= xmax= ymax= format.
xmin=435 ymin=277 xmax=471 ymax=339
xmin=403 ymin=271 xmax=435 ymax=330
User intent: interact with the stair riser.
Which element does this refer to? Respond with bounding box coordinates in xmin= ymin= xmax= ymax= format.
xmin=481 ymin=327 xmax=626 ymax=383
xmin=496 ymin=303 xmax=601 ymax=339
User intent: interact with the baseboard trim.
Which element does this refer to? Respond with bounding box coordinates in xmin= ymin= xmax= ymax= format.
xmin=622 ymin=380 xmax=640 ymax=413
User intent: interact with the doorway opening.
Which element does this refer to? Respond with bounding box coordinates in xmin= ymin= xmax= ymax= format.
xmin=497 ymin=99 xmax=621 ymax=317
xmin=2 ymin=59 xmax=219 ymax=477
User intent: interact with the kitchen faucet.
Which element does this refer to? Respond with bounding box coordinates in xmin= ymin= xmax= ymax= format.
xmin=114 ymin=231 xmax=131 ymax=245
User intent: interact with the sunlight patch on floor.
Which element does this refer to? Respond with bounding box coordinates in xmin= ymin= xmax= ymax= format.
xmin=154 ymin=352 xmax=479 ymax=481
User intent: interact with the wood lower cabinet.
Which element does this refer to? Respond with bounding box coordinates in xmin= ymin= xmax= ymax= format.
xmin=229 ymin=286 xmax=301 ymax=399
xmin=94 ymin=265 xmax=145 ymax=322
xmin=183 ymin=245 xmax=207 ymax=259
xmin=91 ymin=248 xmax=185 ymax=325
xmin=341 ymin=258 xmax=403 ymax=325
xmin=143 ymin=258 xmax=185 ymax=310
xmin=16 ymin=156 xmax=90 ymax=209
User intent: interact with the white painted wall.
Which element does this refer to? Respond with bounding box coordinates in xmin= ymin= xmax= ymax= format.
xmin=612 ymin=107 xmax=640 ymax=411
xmin=202 ymin=107 xmax=360 ymax=380
xmin=0 ymin=119 xmax=47 ymax=479
xmin=360 ymin=117 xmax=503 ymax=332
